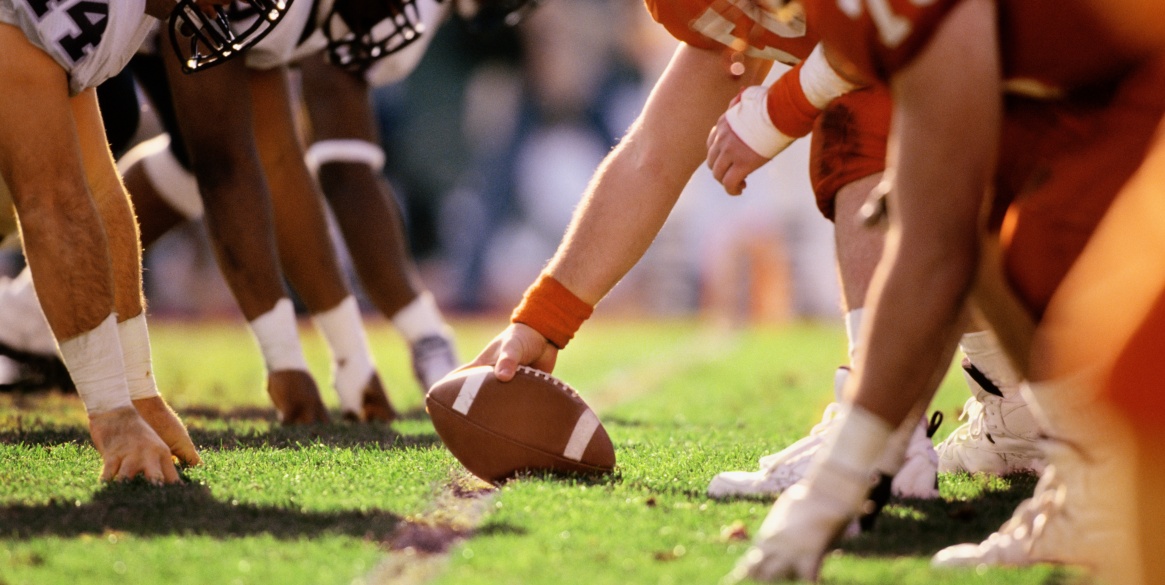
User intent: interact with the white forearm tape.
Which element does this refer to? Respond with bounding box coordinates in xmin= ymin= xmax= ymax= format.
xmin=58 ymin=314 xmax=132 ymax=415
xmin=118 ymin=134 xmax=204 ymax=221
xmin=810 ymin=404 xmax=893 ymax=504
xmin=799 ymin=44 xmax=859 ymax=109
xmin=724 ymin=86 xmax=796 ymax=159
xmin=118 ymin=314 xmax=160 ymax=400
xmin=248 ymin=298 xmax=310 ymax=373
xmin=304 ymin=139 xmax=386 ymax=176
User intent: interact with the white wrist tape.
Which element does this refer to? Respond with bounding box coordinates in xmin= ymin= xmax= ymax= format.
xmin=724 ymin=86 xmax=796 ymax=159
xmin=304 ymin=140 xmax=386 ymax=176
xmin=58 ymin=314 xmax=132 ymax=415
xmin=799 ymin=44 xmax=859 ymax=109
xmin=248 ymin=298 xmax=310 ymax=373
xmin=119 ymin=134 xmax=205 ymax=220
xmin=311 ymin=296 xmax=375 ymax=412
xmin=809 ymin=404 xmax=893 ymax=504
xmin=118 ymin=314 xmax=160 ymax=400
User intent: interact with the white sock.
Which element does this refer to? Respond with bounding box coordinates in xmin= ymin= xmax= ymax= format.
xmin=248 ymin=298 xmax=309 ymax=373
xmin=311 ymin=296 xmax=375 ymax=414
xmin=391 ymin=292 xmax=451 ymax=343
xmin=58 ymin=314 xmax=132 ymax=415
xmin=960 ymin=329 xmax=1021 ymax=396
xmin=118 ymin=313 xmax=160 ymax=400
xmin=844 ymin=308 xmax=864 ymax=366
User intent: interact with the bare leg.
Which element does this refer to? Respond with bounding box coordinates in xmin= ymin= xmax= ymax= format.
xmin=299 ymin=55 xmax=458 ymax=392
xmin=249 ymin=67 xmax=351 ymax=314
xmin=832 ymin=175 xmax=884 ymax=314
xmin=159 ymin=27 xmax=327 ymax=424
xmin=0 ymin=24 xmax=176 ymax=482
xmin=249 ymin=65 xmax=394 ymax=422
xmin=73 ymin=81 xmax=199 ymax=465
xmin=298 ymin=55 xmax=424 ymax=316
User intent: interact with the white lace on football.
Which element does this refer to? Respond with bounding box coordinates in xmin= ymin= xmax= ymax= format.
xmin=516 ymin=365 xmax=580 ymax=399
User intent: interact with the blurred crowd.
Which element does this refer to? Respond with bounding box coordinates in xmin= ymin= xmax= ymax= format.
xmin=0 ymin=0 xmax=840 ymax=325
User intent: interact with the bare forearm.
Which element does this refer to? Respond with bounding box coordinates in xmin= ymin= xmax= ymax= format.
xmin=546 ymin=45 xmax=770 ymax=304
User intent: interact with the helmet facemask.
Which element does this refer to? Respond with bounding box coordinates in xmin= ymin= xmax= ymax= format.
xmin=168 ymin=0 xmax=294 ymax=73
xmin=323 ymin=0 xmax=426 ymax=73
xmin=454 ymin=0 xmax=540 ymax=34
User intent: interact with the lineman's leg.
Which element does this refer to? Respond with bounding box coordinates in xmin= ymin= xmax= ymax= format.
xmin=248 ymin=66 xmax=394 ymax=423
xmin=709 ymin=175 xmax=938 ymax=501
xmin=299 ymin=55 xmax=458 ymax=392
xmin=0 ymin=25 xmax=174 ymax=482
xmin=159 ymin=30 xmax=326 ymax=424
xmin=73 ymin=86 xmax=200 ymax=466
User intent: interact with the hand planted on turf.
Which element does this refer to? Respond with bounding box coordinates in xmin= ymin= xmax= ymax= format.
xmin=726 ymin=483 xmax=856 ymax=583
xmin=266 ymin=370 xmax=330 ymax=425
xmin=466 ymin=323 xmax=558 ymax=382
xmin=706 ymin=113 xmax=772 ymax=196
xmin=132 ymin=396 xmax=201 ymax=466
xmin=88 ymin=406 xmax=181 ymax=484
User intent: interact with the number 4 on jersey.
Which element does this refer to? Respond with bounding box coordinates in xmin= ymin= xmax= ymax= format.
xmin=23 ymin=0 xmax=109 ymax=62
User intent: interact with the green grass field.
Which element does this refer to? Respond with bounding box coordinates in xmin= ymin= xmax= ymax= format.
xmin=0 ymin=317 xmax=1073 ymax=585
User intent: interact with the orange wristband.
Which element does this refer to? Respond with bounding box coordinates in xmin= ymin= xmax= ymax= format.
xmin=511 ymin=273 xmax=593 ymax=349
xmin=766 ymin=62 xmax=820 ymax=139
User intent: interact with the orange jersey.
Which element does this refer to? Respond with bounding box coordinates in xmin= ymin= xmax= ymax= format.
xmin=644 ymin=0 xmax=819 ymax=65
xmin=804 ymin=0 xmax=1165 ymax=316
xmin=804 ymin=0 xmax=1143 ymax=94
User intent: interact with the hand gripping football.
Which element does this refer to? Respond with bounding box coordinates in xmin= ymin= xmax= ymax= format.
xmin=426 ymin=365 xmax=616 ymax=484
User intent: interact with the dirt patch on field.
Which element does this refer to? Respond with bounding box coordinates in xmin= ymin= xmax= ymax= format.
xmin=365 ymin=473 xmax=496 ymax=584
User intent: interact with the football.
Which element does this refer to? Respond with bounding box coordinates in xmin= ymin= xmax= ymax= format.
xmin=425 ymin=365 xmax=616 ymax=484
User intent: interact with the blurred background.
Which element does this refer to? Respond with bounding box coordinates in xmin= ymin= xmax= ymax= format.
xmin=0 ymin=0 xmax=842 ymax=327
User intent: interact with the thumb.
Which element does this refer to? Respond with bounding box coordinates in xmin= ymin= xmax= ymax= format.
xmin=495 ymin=343 xmax=520 ymax=382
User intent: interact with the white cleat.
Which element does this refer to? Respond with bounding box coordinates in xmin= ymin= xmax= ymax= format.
xmin=936 ymin=362 xmax=1045 ymax=475
xmin=0 ymin=270 xmax=57 ymax=358
xmin=932 ymin=466 xmax=1069 ymax=568
xmin=934 ymin=376 xmax=1139 ymax=582
xmin=410 ymin=334 xmax=459 ymax=393
xmin=709 ymin=367 xmax=939 ymax=500
xmin=709 ymin=401 xmax=845 ymax=499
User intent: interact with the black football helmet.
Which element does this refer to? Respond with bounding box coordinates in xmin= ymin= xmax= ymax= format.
xmin=168 ymin=0 xmax=295 ymax=73
xmin=322 ymin=0 xmax=427 ymax=73
xmin=455 ymin=0 xmax=540 ymax=34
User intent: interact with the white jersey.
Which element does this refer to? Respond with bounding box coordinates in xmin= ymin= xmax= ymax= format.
xmin=0 ymin=0 xmax=153 ymax=95
xmin=243 ymin=0 xmax=449 ymax=87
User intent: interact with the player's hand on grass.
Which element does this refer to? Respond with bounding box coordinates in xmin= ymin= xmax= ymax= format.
xmin=266 ymin=370 xmax=330 ymax=425
xmin=726 ymin=483 xmax=854 ymax=583
xmin=467 ymin=323 xmax=558 ymax=382
xmin=133 ymin=396 xmax=201 ymax=466
xmin=88 ymin=407 xmax=181 ymax=484
xmin=706 ymin=113 xmax=769 ymax=196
